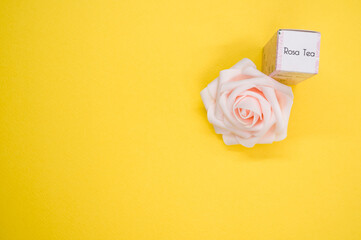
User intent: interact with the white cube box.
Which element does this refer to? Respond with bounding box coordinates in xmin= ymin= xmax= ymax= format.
xmin=262 ymin=29 xmax=321 ymax=85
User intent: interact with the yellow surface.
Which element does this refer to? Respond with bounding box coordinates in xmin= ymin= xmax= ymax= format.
xmin=1 ymin=0 xmax=361 ymax=239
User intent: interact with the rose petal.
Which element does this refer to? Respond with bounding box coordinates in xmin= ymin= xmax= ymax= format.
xmin=259 ymin=86 xmax=286 ymax=135
xmin=258 ymin=125 xmax=276 ymax=144
xmin=206 ymin=103 xmax=227 ymax=131
xmin=218 ymin=69 xmax=243 ymax=85
xmin=222 ymin=134 xmax=239 ymax=145
xmin=230 ymin=58 xmax=257 ymax=71
xmin=235 ymin=135 xmax=259 ymax=148
xmin=234 ymin=96 xmax=262 ymax=117
xmin=200 ymin=88 xmax=214 ymax=111
xmin=218 ymin=93 xmax=249 ymax=131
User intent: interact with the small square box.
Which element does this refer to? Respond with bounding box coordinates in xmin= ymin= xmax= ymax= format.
xmin=262 ymin=29 xmax=321 ymax=85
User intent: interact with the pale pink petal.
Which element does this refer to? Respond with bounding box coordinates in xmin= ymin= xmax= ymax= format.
xmin=206 ymin=78 xmax=218 ymax=99
xmin=229 ymin=90 xmax=272 ymax=126
xmin=235 ymin=135 xmax=259 ymax=148
xmin=213 ymin=126 xmax=230 ymax=135
xmin=223 ymin=117 xmax=253 ymax=138
xmin=200 ymin=88 xmax=214 ymax=111
xmin=260 ymin=86 xmax=287 ymax=136
xmin=218 ymin=93 xmax=249 ymax=131
xmin=218 ymin=69 xmax=243 ymax=85
xmin=234 ymin=97 xmax=262 ymax=117
xmin=258 ymin=125 xmax=276 ymax=144
xmin=215 ymin=70 xmax=242 ymax=120
xmin=206 ymin=103 xmax=227 ymax=131
xmin=222 ymin=134 xmax=239 ymax=145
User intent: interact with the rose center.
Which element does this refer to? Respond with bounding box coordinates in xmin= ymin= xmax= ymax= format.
xmin=233 ymin=95 xmax=263 ymax=127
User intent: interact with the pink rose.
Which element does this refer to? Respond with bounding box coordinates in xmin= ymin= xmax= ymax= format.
xmin=200 ymin=58 xmax=294 ymax=147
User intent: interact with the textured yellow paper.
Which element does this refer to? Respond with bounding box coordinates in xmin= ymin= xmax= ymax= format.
xmin=1 ymin=0 xmax=361 ymax=239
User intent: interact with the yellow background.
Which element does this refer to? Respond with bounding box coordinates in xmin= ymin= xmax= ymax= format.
xmin=1 ymin=0 xmax=361 ymax=239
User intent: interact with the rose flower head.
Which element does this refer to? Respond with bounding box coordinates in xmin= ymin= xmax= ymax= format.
xmin=201 ymin=58 xmax=294 ymax=147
